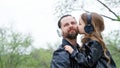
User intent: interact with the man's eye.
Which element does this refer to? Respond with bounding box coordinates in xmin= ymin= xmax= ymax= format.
xmin=64 ymin=23 xmax=69 ymax=27
xmin=71 ymin=22 xmax=76 ymax=24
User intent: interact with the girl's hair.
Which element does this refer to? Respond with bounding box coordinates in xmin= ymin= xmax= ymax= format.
xmin=81 ymin=12 xmax=110 ymax=64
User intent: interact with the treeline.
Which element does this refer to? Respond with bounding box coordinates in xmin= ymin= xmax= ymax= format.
xmin=0 ymin=27 xmax=120 ymax=68
xmin=0 ymin=27 xmax=54 ymax=68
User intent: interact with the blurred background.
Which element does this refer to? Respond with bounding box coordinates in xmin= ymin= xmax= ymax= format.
xmin=0 ymin=0 xmax=120 ymax=68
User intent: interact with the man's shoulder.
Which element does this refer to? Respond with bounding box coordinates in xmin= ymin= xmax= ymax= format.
xmin=52 ymin=44 xmax=69 ymax=57
xmin=53 ymin=44 xmax=66 ymax=55
xmin=51 ymin=44 xmax=70 ymax=63
xmin=51 ymin=45 xmax=71 ymax=68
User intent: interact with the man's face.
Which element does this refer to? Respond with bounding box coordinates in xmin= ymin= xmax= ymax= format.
xmin=60 ymin=16 xmax=78 ymax=39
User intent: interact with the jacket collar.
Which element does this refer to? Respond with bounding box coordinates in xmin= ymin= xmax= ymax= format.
xmin=62 ymin=38 xmax=79 ymax=49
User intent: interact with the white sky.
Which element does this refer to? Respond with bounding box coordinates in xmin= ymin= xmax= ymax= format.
xmin=0 ymin=0 xmax=120 ymax=49
xmin=0 ymin=0 xmax=59 ymax=49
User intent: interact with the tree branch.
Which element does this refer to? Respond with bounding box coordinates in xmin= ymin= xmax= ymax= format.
xmin=100 ymin=14 xmax=118 ymax=21
xmin=82 ymin=8 xmax=118 ymax=21
xmin=97 ymin=0 xmax=119 ymax=19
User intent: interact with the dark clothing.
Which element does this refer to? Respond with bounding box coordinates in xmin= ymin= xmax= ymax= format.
xmin=50 ymin=39 xmax=116 ymax=68
xmin=72 ymin=40 xmax=116 ymax=68
xmin=50 ymin=39 xmax=81 ymax=68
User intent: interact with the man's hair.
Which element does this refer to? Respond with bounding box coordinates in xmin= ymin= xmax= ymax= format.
xmin=58 ymin=14 xmax=72 ymax=28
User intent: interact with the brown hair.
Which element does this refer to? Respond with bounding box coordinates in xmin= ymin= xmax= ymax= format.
xmin=58 ymin=14 xmax=72 ymax=28
xmin=81 ymin=12 xmax=110 ymax=64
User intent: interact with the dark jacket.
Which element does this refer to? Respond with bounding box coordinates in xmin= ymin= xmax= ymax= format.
xmin=50 ymin=39 xmax=81 ymax=68
xmin=50 ymin=39 xmax=116 ymax=68
xmin=71 ymin=39 xmax=116 ymax=68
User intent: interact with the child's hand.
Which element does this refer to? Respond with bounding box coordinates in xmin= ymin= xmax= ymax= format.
xmin=64 ymin=45 xmax=74 ymax=54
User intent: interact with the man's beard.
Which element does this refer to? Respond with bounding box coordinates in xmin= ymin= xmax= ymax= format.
xmin=66 ymin=32 xmax=78 ymax=39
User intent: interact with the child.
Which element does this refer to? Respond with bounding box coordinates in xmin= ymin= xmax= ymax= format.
xmin=64 ymin=12 xmax=116 ymax=68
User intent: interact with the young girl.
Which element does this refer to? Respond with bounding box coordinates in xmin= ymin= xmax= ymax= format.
xmin=64 ymin=12 xmax=116 ymax=68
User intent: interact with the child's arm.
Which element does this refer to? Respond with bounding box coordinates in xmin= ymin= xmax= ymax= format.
xmin=64 ymin=41 xmax=103 ymax=67
xmin=64 ymin=45 xmax=74 ymax=54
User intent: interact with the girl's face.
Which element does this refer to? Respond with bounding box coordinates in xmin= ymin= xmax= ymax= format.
xmin=78 ymin=17 xmax=85 ymax=34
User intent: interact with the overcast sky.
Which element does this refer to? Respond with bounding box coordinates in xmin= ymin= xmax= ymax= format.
xmin=0 ymin=0 xmax=120 ymax=49
xmin=0 ymin=0 xmax=58 ymax=48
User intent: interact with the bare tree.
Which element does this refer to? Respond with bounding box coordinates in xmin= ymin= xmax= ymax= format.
xmin=97 ymin=0 xmax=120 ymax=21
xmin=54 ymin=0 xmax=120 ymax=21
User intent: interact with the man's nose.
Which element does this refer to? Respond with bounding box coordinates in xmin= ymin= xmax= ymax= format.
xmin=69 ymin=24 xmax=74 ymax=28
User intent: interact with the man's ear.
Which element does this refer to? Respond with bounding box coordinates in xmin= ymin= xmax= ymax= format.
xmin=57 ymin=28 xmax=62 ymax=37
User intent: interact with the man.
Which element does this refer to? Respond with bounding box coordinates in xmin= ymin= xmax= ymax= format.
xmin=50 ymin=14 xmax=81 ymax=68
